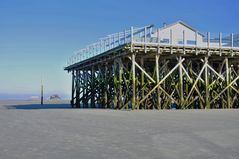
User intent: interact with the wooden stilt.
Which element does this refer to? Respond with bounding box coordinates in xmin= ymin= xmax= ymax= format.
xmin=205 ymin=56 xmax=210 ymax=109
xmin=155 ymin=54 xmax=161 ymax=109
xmin=132 ymin=53 xmax=136 ymax=109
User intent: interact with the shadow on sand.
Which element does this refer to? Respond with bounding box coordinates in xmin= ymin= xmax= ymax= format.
xmin=6 ymin=104 xmax=72 ymax=110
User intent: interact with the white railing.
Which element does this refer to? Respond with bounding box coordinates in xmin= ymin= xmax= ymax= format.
xmin=67 ymin=25 xmax=239 ymax=67
xmin=67 ymin=25 xmax=154 ymax=66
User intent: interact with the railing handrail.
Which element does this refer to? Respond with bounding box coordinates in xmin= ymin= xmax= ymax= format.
xmin=67 ymin=25 xmax=239 ymax=67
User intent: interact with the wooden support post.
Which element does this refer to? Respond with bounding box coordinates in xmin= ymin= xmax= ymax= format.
xmin=76 ymin=70 xmax=80 ymax=108
xmin=80 ymin=70 xmax=83 ymax=108
xmin=179 ymin=56 xmax=184 ymax=107
xmin=85 ymin=70 xmax=89 ymax=108
xmin=113 ymin=61 xmax=117 ymax=109
xmin=226 ymin=57 xmax=230 ymax=108
xmin=205 ymin=57 xmax=210 ymax=109
xmin=84 ymin=70 xmax=88 ymax=108
xmin=104 ymin=65 xmax=108 ymax=108
xmin=83 ymin=70 xmax=86 ymax=108
xmin=79 ymin=71 xmax=82 ymax=108
xmin=82 ymin=70 xmax=85 ymax=108
xmin=140 ymin=58 xmax=145 ymax=109
xmin=71 ymin=70 xmax=75 ymax=108
xmin=91 ymin=67 xmax=95 ymax=108
xmin=132 ymin=53 xmax=136 ymax=109
xmin=155 ymin=54 xmax=161 ymax=109
xmin=119 ymin=59 xmax=123 ymax=108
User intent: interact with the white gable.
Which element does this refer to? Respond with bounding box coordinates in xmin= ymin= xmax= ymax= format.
xmin=152 ymin=21 xmax=204 ymax=46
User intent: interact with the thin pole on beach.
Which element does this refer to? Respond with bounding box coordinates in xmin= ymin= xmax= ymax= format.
xmin=41 ymin=79 xmax=43 ymax=105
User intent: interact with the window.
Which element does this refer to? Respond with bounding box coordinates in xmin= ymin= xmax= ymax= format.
xmin=160 ymin=38 xmax=169 ymax=44
xmin=178 ymin=39 xmax=184 ymax=44
xmin=187 ymin=40 xmax=196 ymax=45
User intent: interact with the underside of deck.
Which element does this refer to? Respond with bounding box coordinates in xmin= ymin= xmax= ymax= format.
xmin=65 ymin=43 xmax=239 ymax=109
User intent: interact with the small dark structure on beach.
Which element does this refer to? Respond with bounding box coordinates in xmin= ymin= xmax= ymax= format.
xmin=49 ymin=94 xmax=61 ymax=100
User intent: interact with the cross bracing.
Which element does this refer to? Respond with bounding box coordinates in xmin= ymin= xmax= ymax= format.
xmin=65 ymin=21 xmax=239 ymax=109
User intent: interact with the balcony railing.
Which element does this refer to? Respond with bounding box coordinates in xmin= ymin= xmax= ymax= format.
xmin=67 ymin=25 xmax=239 ymax=66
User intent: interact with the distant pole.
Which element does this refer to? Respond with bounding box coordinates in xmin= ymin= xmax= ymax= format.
xmin=41 ymin=79 xmax=43 ymax=105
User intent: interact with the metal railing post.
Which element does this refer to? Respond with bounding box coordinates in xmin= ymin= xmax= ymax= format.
xmin=113 ymin=34 xmax=116 ymax=48
xmin=108 ymin=36 xmax=110 ymax=50
xmin=195 ymin=31 xmax=198 ymax=47
xmin=157 ymin=28 xmax=160 ymax=43
xmin=124 ymin=30 xmax=126 ymax=44
xmin=93 ymin=44 xmax=95 ymax=56
xmin=207 ymin=32 xmax=210 ymax=48
xmin=100 ymin=40 xmax=103 ymax=53
xmin=170 ymin=29 xmax=173 ymax=45
xmin=157 ymin=28 xmax=160 ymax=54
xmin=183 ymin=30 xmax=185 ymax=46
xmin=219 ymin=32 xmax=222 ymax=48
xmin=131 ymin=26 xmax=134 ymax=52
xmin=144 ymin=27 xmax=147 ymax=43
xmin=170 ymin=29 xmax=173 ymax=54
xmin=231 ymin=33 xmax=234 ymax=56
xmin=118 ymin=32 xmax=120 ymax=46
xmin=144 ymin=27 xmax=147 ymax=53
xmin=95 ymin=44 xmax=97 ymax=55
xmin=89 ymin=46 xmax=91 ymax=58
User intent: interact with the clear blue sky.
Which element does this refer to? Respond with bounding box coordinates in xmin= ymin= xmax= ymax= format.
xmin=0 ymin=0 xmax=238 ymax=99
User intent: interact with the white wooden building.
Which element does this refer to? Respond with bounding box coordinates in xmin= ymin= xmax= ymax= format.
xmin=152 ymin=21 xmax=203 ymax=46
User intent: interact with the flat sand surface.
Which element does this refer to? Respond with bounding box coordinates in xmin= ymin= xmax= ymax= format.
xmin=0 ymin=100 xmax=239 ymax=159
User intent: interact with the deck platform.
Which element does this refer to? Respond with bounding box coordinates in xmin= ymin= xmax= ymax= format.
xmin=65 ymin=23 xmax=239 ymax=109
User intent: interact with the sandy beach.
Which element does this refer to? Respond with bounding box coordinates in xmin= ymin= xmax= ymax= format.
xmin=0 ymin=100 xmax=239 ymax=159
